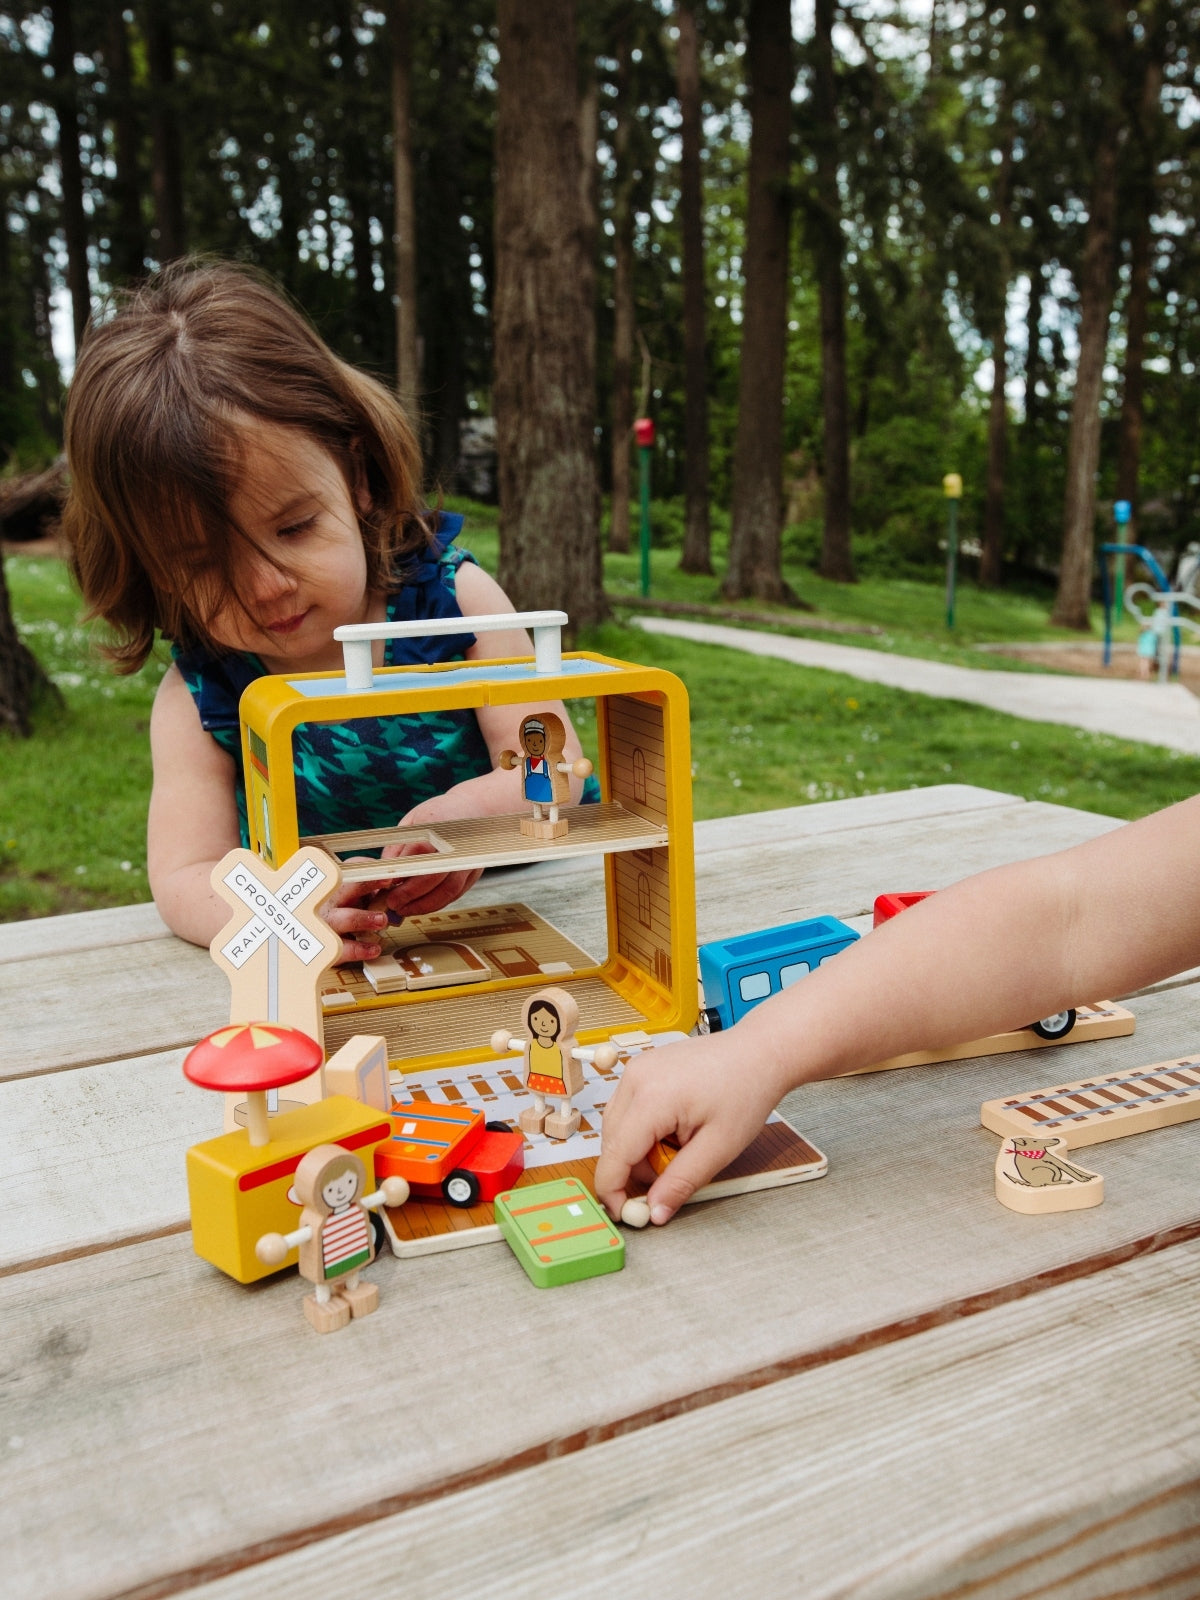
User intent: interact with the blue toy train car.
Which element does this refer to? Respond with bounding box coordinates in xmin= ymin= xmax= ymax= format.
xmin=697 ymin=915 xmax=860 ymax=1034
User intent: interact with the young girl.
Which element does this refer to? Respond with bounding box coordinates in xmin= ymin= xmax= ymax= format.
xmin=62 ymin=260 xmax=595 ymax=961
xmin=595 ymin=794 xmax=1200 ymax=1225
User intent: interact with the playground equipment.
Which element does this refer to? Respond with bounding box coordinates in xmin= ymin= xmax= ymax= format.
xmin=1099 ymin=537 xmax=1182 ymax=677
xmin=1123 ymin=582 xmax=1200 ymax=683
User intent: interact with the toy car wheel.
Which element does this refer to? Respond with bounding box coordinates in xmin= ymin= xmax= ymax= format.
xmin=1030 ymin=1009 xmax=1076 ymax=1041
xmin=697 ymin=1007 xmax=723 ymax=1035
xmin=484 ymin=1120 xmax=512 ymax=1133
xmin=442 ymin=1169 xmax=481 ymax=1208
xmin=370 ymin=1210 xmax=387 ymax=1251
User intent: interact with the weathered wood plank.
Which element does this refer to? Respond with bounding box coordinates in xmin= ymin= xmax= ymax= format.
xmin=0 ymin=899 xmax=170 ymax=965
xmin=0 ymin=933 xmax=227 ymax=1079
xmin=1 ymin=975 xmax=1192 ymax=1276
xmin=691 ymin=795 xmax=1121 ymax=937
xmin=0 ymin=1048 xmax=206 ymax=1274
xmin=0 ymin=786 xmax=1022 ymax=969
xmin=5 ymin=984 xmax=1200 ymax=1600
xmin=685 ymin=780 xmax=1023 ymax=853
xmin=0 ymin=796 xmax=1123 ymax=1082
xmin=168 ymin=1240 xmax=1200 ymax=1600
xmin=0 ymin=876 xmax=1190 ymax=1273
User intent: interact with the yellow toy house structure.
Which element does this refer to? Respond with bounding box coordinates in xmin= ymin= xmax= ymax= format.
xmin=236 ymin=611 xmax=697 ymax=1075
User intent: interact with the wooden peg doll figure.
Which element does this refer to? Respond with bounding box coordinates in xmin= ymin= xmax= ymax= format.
xmin=256 ymin=1144 xmax=408 ymax=1334
xmin=499 ymin=712 xmax=593 ymax=840
xmin=491 ymin=986 xmax=617 ymax=1141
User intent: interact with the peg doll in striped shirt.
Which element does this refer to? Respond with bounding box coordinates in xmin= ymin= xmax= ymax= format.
xmin=257 ymin=1143 xmax=408 ymax=1334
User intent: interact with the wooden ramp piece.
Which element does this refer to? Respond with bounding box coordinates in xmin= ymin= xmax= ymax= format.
xmin=981 ymin=1052 xmax=1200 ymax=1148
xmin=854 ymin=1000 xmax=1135 ymax=1075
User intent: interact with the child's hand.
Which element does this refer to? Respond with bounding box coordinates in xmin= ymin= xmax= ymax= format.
xmin=594 ymin=1030 xmax=789 ymax=1226
xmin=324 ymin=865 xmax=394 ymax=964
xmin=377 ymin=795 xmax=483 ymax=917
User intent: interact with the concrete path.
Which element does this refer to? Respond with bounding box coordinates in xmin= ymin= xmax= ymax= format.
xmin=634 ymin=616 xmax=1200 ymax=757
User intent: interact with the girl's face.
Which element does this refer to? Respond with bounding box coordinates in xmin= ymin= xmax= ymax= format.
xmin=529 ymin=1004 xmax=559 ymax=1041
xmin=202 ymin=417 xmax=383 ymax=671
xmin=322 ymin=1168 xmax=360 ymax=1210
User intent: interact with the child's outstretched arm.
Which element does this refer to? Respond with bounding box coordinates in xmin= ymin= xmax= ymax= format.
xmin=148 ymin=666 xmax=395 ymax=961
xmin=595 ymin=794 xmax=1200 ymax=1226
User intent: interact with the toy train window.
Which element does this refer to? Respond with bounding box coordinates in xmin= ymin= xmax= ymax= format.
xmin=739 ymin=971 xmax=772 ymax=1002
xmin=780 ymin=961 xmax=811 ymax=988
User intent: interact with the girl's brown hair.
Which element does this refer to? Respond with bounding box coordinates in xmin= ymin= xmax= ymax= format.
xmin=62 ymin=259 xmax=427 ymax=672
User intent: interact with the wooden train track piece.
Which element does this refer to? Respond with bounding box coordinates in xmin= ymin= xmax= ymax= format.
xmin=857 ymin=1001 xmax=1135 ymax=1075
xmin=981 ymin=1053 xmax=1200 ymax=1149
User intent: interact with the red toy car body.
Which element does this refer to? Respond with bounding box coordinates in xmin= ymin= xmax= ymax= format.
xmin=872 ymin=891 xmax=934 ymax=927
xmin=376 ymin=1100 xmax=524 ymax=1207
xmin=872 ymin=890 xmax=1077 ymax=1041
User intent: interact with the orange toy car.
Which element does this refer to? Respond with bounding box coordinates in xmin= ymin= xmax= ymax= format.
xmin=376 ymin=1100 xmax=524 ymax=1207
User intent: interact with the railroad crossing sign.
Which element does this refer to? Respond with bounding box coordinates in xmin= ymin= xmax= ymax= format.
xmin=209 ymin=846 xmax=343 ymax=1122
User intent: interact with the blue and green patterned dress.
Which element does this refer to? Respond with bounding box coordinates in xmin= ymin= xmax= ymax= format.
xmin=172 ymin=516 xmax=595 ymax=847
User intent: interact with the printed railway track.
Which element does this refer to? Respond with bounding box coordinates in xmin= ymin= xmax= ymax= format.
xmin=981 ymin=1055 xmax=1200 ymax=1147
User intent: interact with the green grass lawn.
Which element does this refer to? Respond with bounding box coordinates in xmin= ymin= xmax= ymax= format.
xmin=4 ymin=529 xmax=1196 ymax=922
xmin=1 ymin=555 xmax=166 ymax=918
xmin=446 ymin=494 xmax=1142 ymax=670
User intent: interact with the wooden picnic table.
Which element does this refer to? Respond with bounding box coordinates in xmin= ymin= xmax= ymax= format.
xmin=3 ymin=783 xmax=1199 ymax=1600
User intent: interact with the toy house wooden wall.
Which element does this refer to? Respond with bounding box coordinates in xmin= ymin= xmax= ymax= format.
xmin=603 ymin=694 xmax=675 ymax=996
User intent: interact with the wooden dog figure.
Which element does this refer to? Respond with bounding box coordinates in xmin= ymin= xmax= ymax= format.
xmin=994 ymin=1135 xmax=1103 ymax=1215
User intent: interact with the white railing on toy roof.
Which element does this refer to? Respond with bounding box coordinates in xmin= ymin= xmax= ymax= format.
xmin=1124 ymin=584 xmax=1200 ymax=684
xmin=333 ymin=610 xmax=568 ymax=692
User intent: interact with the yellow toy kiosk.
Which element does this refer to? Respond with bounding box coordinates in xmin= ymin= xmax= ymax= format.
xmin=236 ymin=611 xmax=698 ymax=1074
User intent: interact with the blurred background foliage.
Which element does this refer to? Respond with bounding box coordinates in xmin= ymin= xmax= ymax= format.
xmin=0 ymin=0 xmax=1197 ymax=582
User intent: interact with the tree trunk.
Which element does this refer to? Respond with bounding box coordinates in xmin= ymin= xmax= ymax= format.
xmin=980 ymin=330 xmax=1009 ymax=586
xmin=494 ymin=0 xmax=605 ymax=631
xmin=0 ymin=194 xmax=15 ymax=424
xmin=1114 ymin=46 xmax=1164 ymax=540
xmin=578 ymin=56 xmax=599 ymax=501
xmin=811 ymin=0 xmax=854 ymax=583
xmin=0 ymin=553 xmax=61 ymax=738
xmin=676 ymin=0 xmax=712 ymax=576
xmin=1114 ymin=213 xmax=1151 ymax=539
xmin=724 ymin=0 xmax=796 ymax=604
xmin=428 ymin=66 xmax=468 ymax=487
xmin=145 ymin=0 xmax=186 ymax=262
xmin=927 ymin=0 xmax=943 ymax=76
xmin=104 ymin=0 xmax=146 ymax=284
xmin=1023 ymin=263 xmax=1043 ymax=437
xmin=421 ymin=16 xmax=476 ymax=488
xmin=333 ymin=1 xmax=380 ymax=364
xmin=27 ymin=211 xmax=61 ymax=437
xmin=390 ymin=0 xmax=419 ymax=417
xmin=608 ymin=32 xmax=634 ymax=556
xmin=980 ymin=99 xmax=1014 ymax=589
xmin=49 ymin=0 xmax=91 ymax=351
xmin=1051 ymin=123 xmax=1121 ymax=630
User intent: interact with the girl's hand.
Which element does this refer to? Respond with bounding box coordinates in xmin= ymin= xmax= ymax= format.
xmin=594 ymin=1029 xmax=788 ymax=1226
xmin=378 ymin=794 xmax=483 ymax=918
xmin=324 ymin=859 xmax=395 ymax=964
